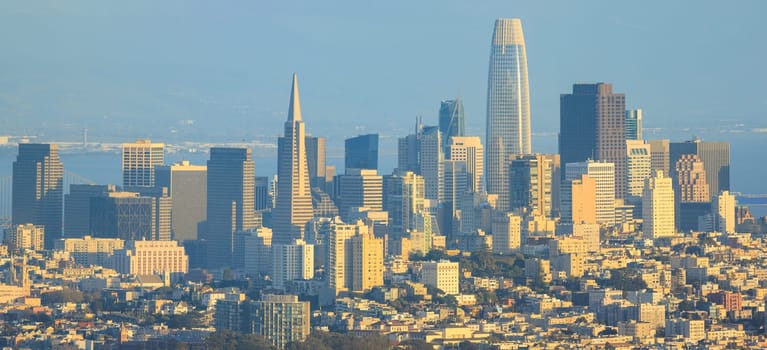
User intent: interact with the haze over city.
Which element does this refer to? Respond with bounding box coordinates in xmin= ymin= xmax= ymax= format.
xmin=1 ymin=1 xmax=765 ymax=140
xmin=2 ymin=2 xmax=767 ymax=349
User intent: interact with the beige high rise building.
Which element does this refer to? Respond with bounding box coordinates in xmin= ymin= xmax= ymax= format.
xmin=642 ymin=170 xmax=675 ymax=239
xmin=337 ymin=169 xmax=383 ymax=221
xmin=509 ymin=154 xmax=555 ymax=218
xmin=626 ymin=140 xmax=652 ymax=200
xmin=6 ymin=224 xmax=44 ymax=251
xmin=326 ymin=219 xmax=383 ymax=294
xmin=566 ymin=160 xmax=613 ymax=224
xmin=122 ymin=139 xmax=164 ymax=188
xmin=350 ymin=232 xmax=384 ymax=292
xmin=491 ymin=212 xmax=522 ymax=255
xmin=421 ymin=260 xmax=459 ymax=295
xmin=647 ymin=139 xmax=670 ymax=175
xmin=675 ymin=154 xmax=709 ymax=202
xmin=273 ymin=74 xmax=314 ymax=245
xmin=561 ymin=175 xmax=597 ymax=225
xmin=447 ymin=136 xmax=483 ymax=193
xmin=112 ymin=240 xmax=188 ymax=283
xmin=326 ymin=218 xmax=365 ymax=294
xmin=714 ymin=190 xmax=735 ymax=233
xmin=154 ymin=161 xmax=207 ymax=242
xmin=305 ymin=136 xmax=327 ymax=189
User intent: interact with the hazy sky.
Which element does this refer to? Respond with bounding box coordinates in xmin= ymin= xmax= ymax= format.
xmin=1 ymin=1 xmax=765 ymax=158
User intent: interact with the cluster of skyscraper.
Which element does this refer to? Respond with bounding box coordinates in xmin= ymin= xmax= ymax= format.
xmin=6 ymin=17 xmax=739 ymax=309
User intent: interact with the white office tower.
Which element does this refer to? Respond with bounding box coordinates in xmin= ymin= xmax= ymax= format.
xmin=447 ymin=136 xmax=484 ymax=193
xmin=271 ymin=239 xmax=314 ymax=290
xmin=713 ymin=190 xmax=735 ymax=233
xmin=642 ymin=170 xmax=675 ymax=239
xmin=625 ymin=140 xmax=652 ymax=200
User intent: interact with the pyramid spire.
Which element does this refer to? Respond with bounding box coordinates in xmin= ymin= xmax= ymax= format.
xmin=288 ymin=73 xmax=302 ymax=121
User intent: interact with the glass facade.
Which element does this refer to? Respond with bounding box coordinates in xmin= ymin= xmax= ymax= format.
xmin=486 ymin=18 xmax=531 ymax=202
xmin=439 ymin=99 xmax=464 ymax=151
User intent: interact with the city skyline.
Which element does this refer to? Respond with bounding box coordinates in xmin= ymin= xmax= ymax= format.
xmin=3 ymin=5 xmax=767 ymax=348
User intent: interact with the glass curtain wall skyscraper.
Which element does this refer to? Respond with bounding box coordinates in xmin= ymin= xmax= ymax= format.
xmin=205 ymin=148 xmax=255 ymax=268
xmin=485 ymin=18 xmax=531 ymax=205
xmin=345 ymin=134 xmax=379 ymax=171
xmin=12 ymin=143 xmax=64 ymax=249
xmin=439 ymin=98 xmax=464 ymax=151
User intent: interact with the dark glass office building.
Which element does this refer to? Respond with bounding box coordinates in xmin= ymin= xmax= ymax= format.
xmin=559 ymin=83 xmax=627 ymax=199
xmin=345 ymin=134 xmax=379 ymax=170
xmin=12 ymin=143 xmax=64 ymax=249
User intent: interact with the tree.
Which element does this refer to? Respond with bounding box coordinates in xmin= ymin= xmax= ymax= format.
xmin=608 ymin=268 xmax=647 ymax=292
xmin=396 ymin=339 xmax=432 ymax=350
xmin=285 ymin=331 xmax=390 ymax=350
xmin=205 ymin=330 xmax=277 ymax=350
xmin=41 ymin=287 xmax=84 ymax=305
xmin=166 ymin=312 xmax=205 ymax=329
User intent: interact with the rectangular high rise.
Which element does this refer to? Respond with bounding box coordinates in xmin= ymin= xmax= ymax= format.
xmin=509 ymin=154 xmax=555 ymax=218
xmin=669 ymin=138 xmax=730 ymax=202
xmin=65 ymin=184 xmax=116 ymax=238
xmin=155 ymin=161 xmax=207 ymax=242
xmin=254 ymin=176 xmax=271 ymax=210
xmin=383 ymin=171 xmax=425 ymax=237
xmin=305 ymin=136 xmax=327 ymax=189
xmin=447 ymin=136 xmax=483 ymax=193
xmin=625 ymin=109 xmax=643 ymax=140
xmin=271 ymin=240 xmax=314 ymax=290
xmin=441 ymin=160 xmax=468 ymax=240
xmin=337 ymin=168 xmax=383 ymax=221
xmin=345 ymin=134 xmax=379 ymax=170
xmin=625 ymin=140 xmax=652 ymax=200
xmin=643 ymin=170 xmax=675 ymax=239
xmin=12 ymin=143 xmax=64 ymax=249
xmin=90 ymin=191 xmax=171 ymax=241
xmin=560 ymin=83 xmax=627 ymax=199
xmin=204 ymin=147 xmax=255 ymax=268
xmin=122 ymin=139 xmax=164 ymax=188
xmin=566 ymin=161 xmax=615 ymax=225
xmin=647 ymin=139 xmax=670 ymax=176
xmin=420 ymin=126 xmax=444 ymax=201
